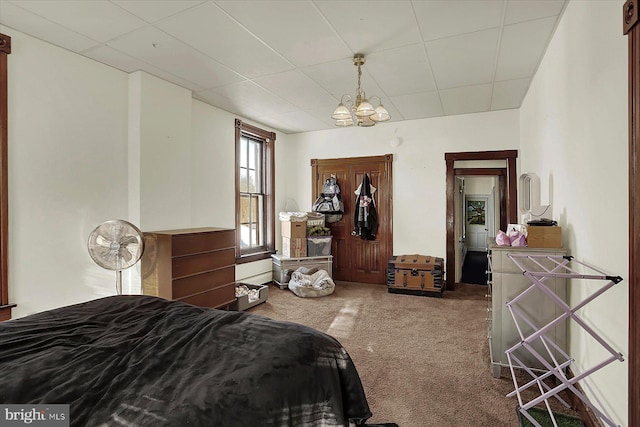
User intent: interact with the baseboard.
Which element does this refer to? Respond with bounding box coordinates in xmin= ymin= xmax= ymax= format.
xmin=565 ymin=368 xmax=603 ymax=427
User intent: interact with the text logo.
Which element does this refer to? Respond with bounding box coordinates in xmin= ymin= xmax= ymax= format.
xmin=0 ymin=405 xmax=69 ymax=427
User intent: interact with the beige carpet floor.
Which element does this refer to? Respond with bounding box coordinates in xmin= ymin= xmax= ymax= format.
xmin=249 ymin=281 xmax=580 ymax=427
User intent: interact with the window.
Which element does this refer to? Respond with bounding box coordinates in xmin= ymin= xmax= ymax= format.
xmin=235 ymin=119 xmax=275 ymax=263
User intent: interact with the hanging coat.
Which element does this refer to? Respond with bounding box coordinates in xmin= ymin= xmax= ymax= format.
xmin=353 ymin=173 xmax=378 ymax=240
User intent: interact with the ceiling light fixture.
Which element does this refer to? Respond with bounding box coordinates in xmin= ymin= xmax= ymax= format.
xmin=331 ymin=53 xmax=390 ymax=127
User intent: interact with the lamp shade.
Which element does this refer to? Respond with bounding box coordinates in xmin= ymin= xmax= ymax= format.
xmin=370 ymin=104 xmax=390 ymax=122
xmin=335 ymin=117 xmax=354 ymax=127
xmin=331 ymin=103 xmax=352 ymax=120
xmin=355 ymin=99 xmax=375 ymax=117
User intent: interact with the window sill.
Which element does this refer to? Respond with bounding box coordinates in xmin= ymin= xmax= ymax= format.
xmin=236 ymin=250 xmax=275 ymax=265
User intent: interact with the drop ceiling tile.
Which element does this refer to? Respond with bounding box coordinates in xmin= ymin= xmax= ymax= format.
xmin=495 ymin=16 xmax=557 ymax=81
xmin=83 ymin=44 xmax=151 ymax=73
xmin=251 ymin=115 xmax=300 ymax=134
xmin=259 ymin=110 xmax=330 ymax=134
xmin=9 ymin=0 xmax=147 ymax=43
xmin=366 ymin=44 xmax=435 ymax=97
xmin=303 ymin=105 xmax=342 ymax=127
xmin=194 ymin=90 xmax=244 ymax=116
xmin=211 ymin=80 xmax=298 ymax=116
xmin=491 ymin=78 xmax=530 ymax=110
xmin=413 ymin=0 xmax=505 ymax=41
xmin=389 ymin=91 xmax=443 ymax=120
xmin=254 ymin=69 xmax=337 ymax=110
xmin=112 ymin=1 xmax=207 ymax=24
xmin=302 ymin=57 xmax=361 ymax=98
xmin=1 ymin=2 xmax=99 ymax=52
xmin=504 ymin=0 xmax=566 ymax=25
xmin=156 ymin=2 xmax=293 ymax=79
xmin=315 ymin=0 xmax=421 ymax=53
xmin=303 ymin=57 xmax=386 ymax=102
xmin=107 ymin=26 xmax=243 ymax=89
xmin=215 ymin=0 xmax=351 ymax=67
xmin=440 ymin=84 xmax=492 ymax=115
xmin=83 ymin=45 xmax=206 ymax=91
xmin=427 ymin=28 xmax=500 ymax=90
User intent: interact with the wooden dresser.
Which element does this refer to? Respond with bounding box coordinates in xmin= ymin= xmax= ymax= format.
xmin=142 ymin=227 xmax=236 ymax=310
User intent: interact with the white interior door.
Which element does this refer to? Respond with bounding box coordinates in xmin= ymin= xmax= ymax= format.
xmin=465 ymin=195 xmax=490 ymax=251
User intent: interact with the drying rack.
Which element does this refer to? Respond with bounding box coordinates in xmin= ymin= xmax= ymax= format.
xmin=504 ymin=253 xmax=624 ymax=427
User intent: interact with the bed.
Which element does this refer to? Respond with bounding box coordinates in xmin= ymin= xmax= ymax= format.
xmin=0 ymin=295 xmax=379 ymax=426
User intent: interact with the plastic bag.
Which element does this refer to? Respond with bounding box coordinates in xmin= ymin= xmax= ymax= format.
xmin=496 ymin=230 xmax=511 ymax=246
xmin=507 ymin=228 xmax=526 ymax=247
xmin=510 ymin=233 xmax=527 ymax=247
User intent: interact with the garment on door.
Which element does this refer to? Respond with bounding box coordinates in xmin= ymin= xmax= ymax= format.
xmin=353 ymin=173 xmax=378 ymax=240
xmin=312 ymin=176 xmax=344 ymax=223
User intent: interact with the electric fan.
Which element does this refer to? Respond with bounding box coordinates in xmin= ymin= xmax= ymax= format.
xmin=87 ymin=219 xmax=144 ymax=295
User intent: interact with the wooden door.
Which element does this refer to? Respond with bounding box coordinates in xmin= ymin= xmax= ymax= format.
xmin=311 ymin=155 xmax=393 ymax=284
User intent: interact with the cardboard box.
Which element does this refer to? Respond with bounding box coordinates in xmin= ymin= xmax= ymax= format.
xmin=526 ymin=226 xmax=562 ymax=248
xmin=281 ymin=220 xmax=307 ymax=238
xmin=282 ymin=237 xmax=307 ymax=257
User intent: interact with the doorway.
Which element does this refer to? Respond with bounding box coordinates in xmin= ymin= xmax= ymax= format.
xmin=458 ymin=179 xmax=496 ymax=285
xmin=311 ymin=154 xmax=393 ymax=284
xmin=445 ymin=150 xmax=519 ymax=290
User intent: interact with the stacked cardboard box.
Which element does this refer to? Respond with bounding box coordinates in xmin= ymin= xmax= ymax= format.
xmin=281 ymin=220 xmax=307 ymax=257
xmin=526 ymin=226 xmax=562 ymax=248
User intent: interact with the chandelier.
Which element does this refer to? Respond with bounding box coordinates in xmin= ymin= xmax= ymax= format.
xmin=331 ymin=53 xmax=390 ymax=127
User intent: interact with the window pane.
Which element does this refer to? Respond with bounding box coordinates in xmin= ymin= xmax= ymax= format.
xmin=240 ymin=224 xmax=250 ymax=249
xmin=248 ymin=170 xmax=256 ymax=193
xmin=240 ymin=194 xmax=250 ymax=223
xmin=240 ymin=167 xmax=248 ymax=193
xmin=240 ymin=137 xmax=248 ymax=168
xmin=248 ymin=140 xmax=256 ymax=169
xmin=256 ymin=195 xmax=264 ymax=246
xmin=256 ymin=142 xmax=263 ymax=191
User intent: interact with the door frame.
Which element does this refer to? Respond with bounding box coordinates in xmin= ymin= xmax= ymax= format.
xmin=623 ymin=2 xmax=639 ymax=424
xmin=445 ymin=150 xmax=518 ymax=291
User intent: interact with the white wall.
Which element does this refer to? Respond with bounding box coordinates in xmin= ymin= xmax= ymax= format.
xmin=3 ymin=27 xmax=283 ymax=317
xmin=190 ymin=99 xmax=287 ymax=284
xmin=134 ymin=72 xmax=193 ymax=232
xmin=283 ymin=110 xmax=520 ymax=258
xmin=519 ymin=1 xmax=628 ymax=425
xmin=4 ymin=28 xmax=130 ymax=317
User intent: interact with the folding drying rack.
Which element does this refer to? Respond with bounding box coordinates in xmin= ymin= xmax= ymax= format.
xmin=504 ymin=253 xmax=624 ymax=427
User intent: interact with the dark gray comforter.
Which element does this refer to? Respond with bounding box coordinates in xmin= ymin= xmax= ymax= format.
xmin=0 ymin=295 xmax=372 ymax=426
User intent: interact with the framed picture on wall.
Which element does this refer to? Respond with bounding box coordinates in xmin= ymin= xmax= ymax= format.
xmin=466 ymin=200 xmax=486 ymax=225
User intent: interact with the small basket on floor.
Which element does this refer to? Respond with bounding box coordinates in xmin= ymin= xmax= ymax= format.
xmin=234 ymin=283 xmax=269 ymax=310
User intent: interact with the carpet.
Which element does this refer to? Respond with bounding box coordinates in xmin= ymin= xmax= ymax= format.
xmin=461 ymin=250 xmax=489 ymax=285
xmin=249 ymin=281 xmax=581 ymax=426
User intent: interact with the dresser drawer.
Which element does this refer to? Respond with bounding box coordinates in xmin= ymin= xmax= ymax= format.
xmin=178 ymin=284 xmax=235 ymax=309
xmin=172 ymin=230 xmax=235 ymax=256
xmin=171 ymin=266 xmax=235 ymax=299
xmin=172 ymin=248 xmax=235 ymax=278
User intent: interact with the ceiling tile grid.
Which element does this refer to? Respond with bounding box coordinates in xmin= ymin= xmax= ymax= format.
xmin=0 ymin=0 xmax=568 ymax=134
